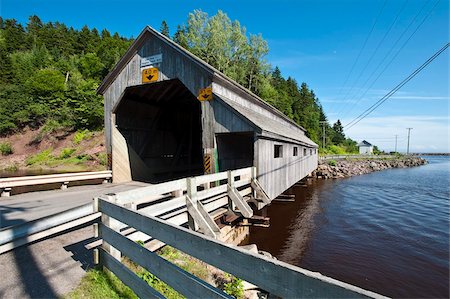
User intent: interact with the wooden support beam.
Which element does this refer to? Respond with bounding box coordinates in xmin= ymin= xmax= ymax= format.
xmin=186 ymin=177 xmax=199 ymax=231
xmin=186 ymin=195 xmax=220 ymax=239
xmin=273 ymin=197 xmax=295 ymax=203
xmin=227 ymin=184 xmax=253 ymax=218
xmin=251 ymin=178 xmax=271 ymax=204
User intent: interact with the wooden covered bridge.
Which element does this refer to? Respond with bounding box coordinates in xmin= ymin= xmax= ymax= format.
xmin=97 ymin=26 xmax=318 ymax=200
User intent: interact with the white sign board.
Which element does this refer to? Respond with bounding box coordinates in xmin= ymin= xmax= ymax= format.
xmin=141 ymin=54 xmax=162 ymax=67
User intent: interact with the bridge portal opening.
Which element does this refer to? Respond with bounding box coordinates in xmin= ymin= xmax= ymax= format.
xmin=115 ymin=79 xmax=203 ymax=183
xmin=216 ymin=132 xmax=254 ymax=171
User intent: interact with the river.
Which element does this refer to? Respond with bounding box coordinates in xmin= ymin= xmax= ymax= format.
xmin=246 ymin=156 xmax=449 ymax=298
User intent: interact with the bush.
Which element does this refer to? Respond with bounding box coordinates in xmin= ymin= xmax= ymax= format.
xmin=25 ymin=148 xmax=54 ymax=165
xmin=98 ymin=152 xmax=108 ymax=166
xmin=59 ymin=148 xmax=76 ymax=159
xmin=224 ymin=275 xmax=244 ymax=299
xmin=328 ymin=159 xmax=337 ymax=166
xmin=73 ymin=129 xmax=92 ymax=144
xmin=0 ymin=142 xmax=13 ymax=155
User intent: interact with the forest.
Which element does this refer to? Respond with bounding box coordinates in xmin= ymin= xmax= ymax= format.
xmin=0 ymin=11 xmax=358 ymax=154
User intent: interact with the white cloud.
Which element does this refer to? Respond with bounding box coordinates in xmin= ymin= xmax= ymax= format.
xmin=342 ymin=115 xmax=450 ymax=153
xmin=390 ymin=95 xmax=449 ymax=101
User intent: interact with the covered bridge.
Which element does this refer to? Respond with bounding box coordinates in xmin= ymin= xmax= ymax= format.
xmin=97 ymin=26 xmax=318 ymax=200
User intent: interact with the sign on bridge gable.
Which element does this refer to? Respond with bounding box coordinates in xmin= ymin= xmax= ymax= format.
xmin=140 ymin=54 xmax=162 ymax=68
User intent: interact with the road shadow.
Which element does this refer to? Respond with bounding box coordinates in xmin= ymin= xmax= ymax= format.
xmin=0 ymin=212 xmax=58 ymax=298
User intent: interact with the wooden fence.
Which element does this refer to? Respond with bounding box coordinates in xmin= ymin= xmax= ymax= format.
xmin=95 ymin=195 xmax=387 ymax=298
xmin=104 ymin=167 xmax=269 ymax=243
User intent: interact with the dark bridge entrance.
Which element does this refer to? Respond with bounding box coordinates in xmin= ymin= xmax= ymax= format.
xmin=115 ymin=79 xmax=203 ymax=183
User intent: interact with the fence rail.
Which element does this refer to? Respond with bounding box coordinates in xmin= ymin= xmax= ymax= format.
xmin=96 ymin=196 xmax=387 ymax=298
xmin=0 ymin=170 xmax=112 ymax=197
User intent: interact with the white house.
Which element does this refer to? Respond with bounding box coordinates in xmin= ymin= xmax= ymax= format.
xmin=358 ymin=140 xmax=373 ymax=155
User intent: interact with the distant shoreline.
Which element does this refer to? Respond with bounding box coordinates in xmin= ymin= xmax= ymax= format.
xmin=313 ymin=156 xmax=427 ymax=179
xmin=414 ymin=153 xmax=450 ymax=156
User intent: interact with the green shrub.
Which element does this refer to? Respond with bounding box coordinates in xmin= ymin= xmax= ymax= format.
xmin=98 ymin=152 xmax=108 ymax=166
xmin=224 ymin=275 xmax=244 ymax=299
xmin=0 ymin=142 xmax=13 ymax=155
xmin=59 ymin=148 xmax=76 ymax=159
xmin=25 ymin=148 xmax=54 ymax=165
xmin=73 ymin=129 xmax=92 ymax=144
xmin=328 ymin=159 xmax=337 ymax=166
xmin=138 ymin=270 xmax=183 ymax=299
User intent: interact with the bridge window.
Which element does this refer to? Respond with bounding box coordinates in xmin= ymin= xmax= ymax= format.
xmin=293 ymin=146 xmax=298 ymax=156
xmin=310 ymin=149 xmax=313 ymax=155
xmin=303 ymin=148 xmax=307 ymax=156
xmin=274 ymin=144 xmax=283 ymax=158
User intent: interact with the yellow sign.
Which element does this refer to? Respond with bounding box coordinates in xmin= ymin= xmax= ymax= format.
xmin=198 ymin=87 xmax=213 ymax=101
xmin=142 ymin=67 xmax=158 ymax=83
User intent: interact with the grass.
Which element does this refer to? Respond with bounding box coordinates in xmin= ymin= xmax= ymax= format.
xmin=68 ymin=245 xmax=245 ymax=299
xmin=328 ymin=159 xmax=337 ymax=166
xmin=65 ymin=268 xmax=137 ymax=299
xmin=25 ymin=148 xmax=93 ymax=167
xmin=0 ymin=142 xmax=13 ymax=155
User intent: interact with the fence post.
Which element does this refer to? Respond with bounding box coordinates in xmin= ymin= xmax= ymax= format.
xmin=250 ymin=167 xmax=257 ymax=199
xmin=101 ymin=194 xmax=122 ymax=261
xmin=227 ymin=171 xmax=236 ymax=211
xmin=186 ymin=178 xmax=199 ymax=231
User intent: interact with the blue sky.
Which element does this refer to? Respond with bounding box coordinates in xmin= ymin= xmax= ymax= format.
xmin=1 ymin=0 xmax=449 ymax=152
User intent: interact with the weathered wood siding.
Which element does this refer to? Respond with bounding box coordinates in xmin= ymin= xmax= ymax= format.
xmin=103 ymin=32 xmax=214 ymax=182
xmin=255 ymin=138 xmax=318 ymax=199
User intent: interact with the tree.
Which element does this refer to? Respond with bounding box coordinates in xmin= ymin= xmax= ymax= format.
xmin=332 ymin=120 xmax=345 ymax=144
xmin=160 ymin=20 xmax=170 ymax=37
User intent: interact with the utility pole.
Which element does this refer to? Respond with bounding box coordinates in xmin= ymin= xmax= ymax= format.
xmin=319 ymin=121 xmax=327 ymax=149
xmin=394 ymin=134 xmax=398 ymax=153
xmin=406 ymin=128 xmax=413 ymax=155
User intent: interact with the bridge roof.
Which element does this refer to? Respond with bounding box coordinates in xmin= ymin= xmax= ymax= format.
xmin=218 ymin=95 xmax=318 ymax=147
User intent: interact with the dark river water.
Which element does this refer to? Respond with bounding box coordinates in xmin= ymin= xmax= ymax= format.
xmin=247 ymin=156 xmax=449 ymax=298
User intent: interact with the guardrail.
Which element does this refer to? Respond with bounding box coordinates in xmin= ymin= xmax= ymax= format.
xmin=319 ymin=154 xmax=394 ymax=161
xmin=0 ymin=170 xmax=112 ymax=197
xmin=0 ymin=167 xmax=268 ymax=254
xmin=95 ymin=196 xmax=387 ymax=298
xmin=0 ymin=204 xmax=100 ymax=254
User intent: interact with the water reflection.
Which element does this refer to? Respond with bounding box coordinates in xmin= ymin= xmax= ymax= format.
xmin=278 ymin=191 xmax=320 ymax=264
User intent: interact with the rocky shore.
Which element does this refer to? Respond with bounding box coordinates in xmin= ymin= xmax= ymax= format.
xmin=314 ymin=156 xmax=427 ymax=179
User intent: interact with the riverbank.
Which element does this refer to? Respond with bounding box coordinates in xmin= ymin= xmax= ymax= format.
xmin=313 ymin=156 xmax=427 ymax=179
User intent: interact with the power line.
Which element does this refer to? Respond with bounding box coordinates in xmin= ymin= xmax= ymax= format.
xmin=328 ymin=0 xmax=387 ymax=115
xmin=344 ymin=43 xmax=449 ymax=130
xmin=339 ymin=0 xmax=434 ymax=119
xmin=335 ymin=0 xmax=408 ymax=117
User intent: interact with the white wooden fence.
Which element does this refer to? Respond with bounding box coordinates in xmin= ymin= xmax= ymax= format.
xmin=0 ymin=170 xmax=112 ymax=197
xmin=95 ymin=195 xmax=387 ymax=298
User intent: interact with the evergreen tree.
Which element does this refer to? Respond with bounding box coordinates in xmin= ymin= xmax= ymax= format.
xmin=332 ymin=120 xmax=345 ymax=144
xmin=160 ymin=20 xmax=170 ymax=37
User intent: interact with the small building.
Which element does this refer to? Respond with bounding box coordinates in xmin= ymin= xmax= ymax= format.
xmin=97 ymin=26 xmax=318 ymax=200
xmin=358 ymin=140 xmax=373 ymax=155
